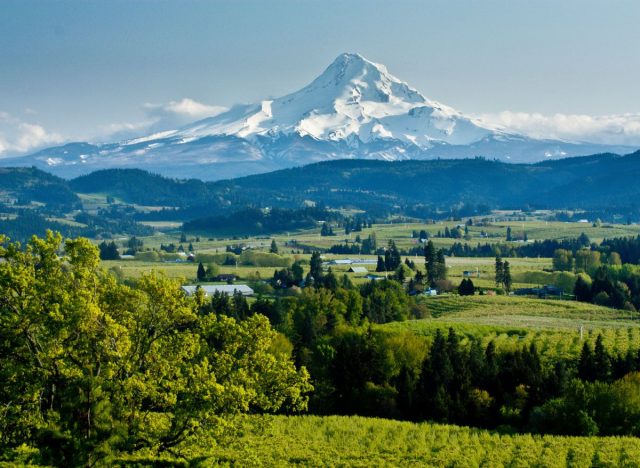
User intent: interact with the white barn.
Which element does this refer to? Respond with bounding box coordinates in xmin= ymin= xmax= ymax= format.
xmin=182 ymin=284 xmax=254 ymax=297
xmin=348 ymin=266 xmax=368 ymax=274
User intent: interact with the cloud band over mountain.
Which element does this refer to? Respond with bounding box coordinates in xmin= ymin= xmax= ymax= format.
xmin=477 ymin=111 xmax=640 ymax=146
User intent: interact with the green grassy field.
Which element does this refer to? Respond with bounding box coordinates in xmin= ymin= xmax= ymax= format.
xmin=99 ymin=215 xmax=640 ymax=290
xmin=380 ymin=295 xmax=640 ymax=364
xmin=205 ymin=415 xmax=640 ymax=467
xmin=113 ymin=216 xmax=640 ymax=255
xmin=102 ymin=253 xmax=553 ymax=289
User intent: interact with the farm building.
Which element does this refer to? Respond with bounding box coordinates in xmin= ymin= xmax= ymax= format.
xmin=348 ymin=266 xmax=368 ymax=274
xmin=325 ymin=258 xmax=378 ymax=266
xmin=351 ymin=259 xmax=377 ymax=265
xmin=424 ymin=288 xmax=438 ymax=296
xmin=330 ymin=259 xmax=353 ymax=265
xmin=365 ymin=274 xmax=385 ymax=281
xmin=181 ymin=284 xmax=254 ymax=297
xmin=212 ymin=274 xmax=237 ymax=282
xmin=513 ymin=285 xmax=563 ymax=298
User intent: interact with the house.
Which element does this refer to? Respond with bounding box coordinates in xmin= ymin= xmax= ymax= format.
xmin=463 ymin=270 xmax=478 ymax=278
xmin=213 ymin=274 xmax=237 ymax=282
xmin=365 ymin=274 xmax=384 ymax=281
xmin=348 ymin=266 xmax=368 ymax=274
xmin=424 ymin=288 xmax=438 ymax=296
xmin=181 ymin=284 xmax=254 ymax=297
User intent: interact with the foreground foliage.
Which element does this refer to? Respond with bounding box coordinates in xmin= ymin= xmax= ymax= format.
xmin=212 ymin=414 xmax=640 ymax=466
xmin=0 ymin=232 xmax=311 ymax=465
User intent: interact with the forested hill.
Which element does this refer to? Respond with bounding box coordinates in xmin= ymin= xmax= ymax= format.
xmin=220 ymin=150 xmax=640 ymax=208
xmin=4 ymin=150 xmax=640 ymax=216
xmin=0 ymin=167 xmax=80 ymax=210
xmin=69 ymin=168 xmax=219 ymax=207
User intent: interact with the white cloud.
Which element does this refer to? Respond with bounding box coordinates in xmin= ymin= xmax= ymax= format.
xmin=148 ymin=98 xmax=227 ymax=120
xmin=476 ymin=111 xmax=640 ymax=146
xmin=143 ymin=98 xmax=226 ymax=130
xmin=98 ymin=98 xmax=227 ymax=142
xmin=0 ymin=98 xmax=227 ymax=155
xmin=0 ymin=112 xmax=64 ymax=157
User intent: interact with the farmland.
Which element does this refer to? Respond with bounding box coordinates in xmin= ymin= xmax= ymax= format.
xmin=204 ymin=414 xmax=640 ymax=467
xmin=380 ymin=296 xmax=640 ymax=365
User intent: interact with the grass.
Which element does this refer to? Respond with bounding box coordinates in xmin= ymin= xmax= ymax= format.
xmin=380 ymin=295 xmax=640 ymax=364
xmin=418 ymin=295 xmax=635 ymax=326
xmin=205 ymin=414 xmax=640 ymax=467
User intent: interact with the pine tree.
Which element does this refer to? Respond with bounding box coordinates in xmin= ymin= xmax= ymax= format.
xmin=574 ymin=275 xmax=592 ymax=302
xmin=99 ymin=241 xmax=120 ymax=260
xmin=385 ymin=240 xmax=401 ymax=271
xmin=467 ymin=278 xmax=475 ymax=295
xmin=503 ymin=261 xmax=512 ymax=292
xmin=323 ymin=268 xmax=338 ymax=291
xmin=458 ymin=278 xmax=474 ymax=296
xmin=232 ymin=290 xmax=251 ymax=321
xmin=376 ymin=255 xmax=386 ymax=272
xmin=309 ymin=251 xmax=323 ymax=284
xmin=425 ymin=240 xmax=437 ymax=285
xmin=436 ymin=249 xmax=447 ymax=281
xmin=197 ymin=262 xmax=206 ymax=281
xmin=458 ymin=278 xmax=468 ymax=296
xmin=495 ymin=256 xmax=504 ymax=288
xmin=578 ymin=341 xmax=597 ymax=382
xmin=593 ymin=334 xmax=611 ymax=381
xmin=506 ymin=226 xmax=512 ymax=241
xmin=270 ymin=239 xmax=278 ymax=254
xmin=291 ymin=261 xmax=304 ymax=285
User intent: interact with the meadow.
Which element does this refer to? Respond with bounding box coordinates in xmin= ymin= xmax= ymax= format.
xmin=99 ymin=216 xmax=638 ymax=289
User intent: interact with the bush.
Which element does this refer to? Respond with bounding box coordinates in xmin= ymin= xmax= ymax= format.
xmin=134 ymin=250 xmax=160 ymax=262
xmin=240 ymin=251 xmax=292 ymax=268
xmin=196 ymin=252 xmax=238 ymax=265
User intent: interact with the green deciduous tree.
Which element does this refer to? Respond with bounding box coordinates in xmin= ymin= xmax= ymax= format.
xmin=0 ymin=232 xmax=312 ymax=464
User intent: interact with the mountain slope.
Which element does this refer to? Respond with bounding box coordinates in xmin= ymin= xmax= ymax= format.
xmin=2 ymin=54 xmax=636 ymax=179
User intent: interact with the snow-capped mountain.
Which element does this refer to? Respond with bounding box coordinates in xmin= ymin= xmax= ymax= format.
xmin=140 ymin=53 xmax=494 ymax=148
xmin=2 ymin=53 xmax=634 ymax=180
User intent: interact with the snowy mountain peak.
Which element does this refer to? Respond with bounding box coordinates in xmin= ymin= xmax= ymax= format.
xmin=162 ymin=52 xmax=493 ymax=147
xmin=295 ymin=52 xmax=427 ymax=108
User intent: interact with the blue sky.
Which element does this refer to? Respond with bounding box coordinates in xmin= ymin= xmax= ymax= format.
xmin=1 ymin=0 xmax=639 ymax=155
